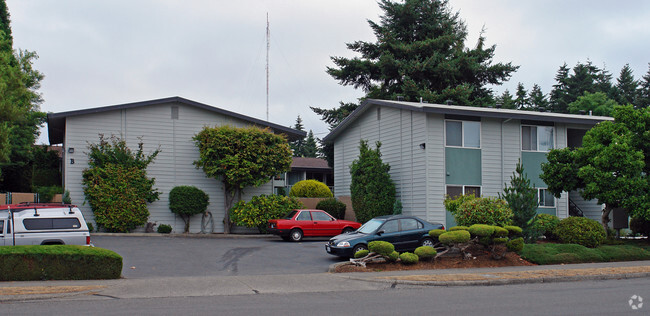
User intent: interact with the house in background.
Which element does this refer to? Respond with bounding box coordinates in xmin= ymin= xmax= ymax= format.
xmin=323 ymin=99 xmax=613 ymax=228
xmin=47 ymin=97 xmax=305 ymax=233
xmin=273 ymin=157 xmax=333 ymax=195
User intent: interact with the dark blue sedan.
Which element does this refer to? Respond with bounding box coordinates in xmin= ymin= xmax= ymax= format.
xmin=325 ymin=215 xmax=444 ymax=257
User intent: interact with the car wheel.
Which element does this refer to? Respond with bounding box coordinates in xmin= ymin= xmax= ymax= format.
xmin=420 ymin=237 xmax=434 ymax=247
xmin=352 ymin=244 xmax=367 ymax=254
xmin=342 ymin=227 xmax=355 ymax=234
xmin=289 ymin=229 xmax=303 ymax=242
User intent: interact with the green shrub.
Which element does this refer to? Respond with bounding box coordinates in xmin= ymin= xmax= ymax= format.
xmin=630 ymin=217 xmax=650 ymax=237
xmin=87 ymin=222 xmax=94 ymax=232
xmin=62 ymin=190 xmax=72 ymax=204
xmin=506 ymin=237 xmax=524 ymax=253
xmin=392 ymin=199 xmax=403 ymax=215
xmin=553 ymin=216 xmax=606 ymax=248
xmin=368 ymin=241 xmax=395 ymax=256
xmin=478 ymin=236 xmax=492 ymax=247
xmin=503 ymin=225 xmax=523 ymax=237
xmin=169 ymin=186 xmax=209 ymax=233
xmin=349 ymin=140 xmax=396 ymax=224
xmin=354 ymin=250 xmax=369 ymax=258
xmin=532 ymin=213 xmax=560 ymax=239
xmin=230 ymin=194 xmax=303 ymax=231
xmin=468 ymin=224 xmax=495 ymax=237
xmin=449 ymin=196 xmax=513 ymax=227
xmin=429 ymin=229 xmax=446 ymax=238
xmin=444 ymin=194 xmax=476 ymax=216
xmin=519 ymin=243 xmax=606 ymax=265
xmin=439 ymin=230 xmax=471 ymax=245
xmin=157 ymin=224 xmax=172 ymax=234
xmin=449 ymin=226 xmax=469 ymax=232
xmin=494 ymin=226 xmax=509 ymax=238
xmin=387 ymin=251 xmax=400 ymax=262
xmin=36 ymin=185 xmax=62 ymax=203
xmin=0 ymin=245 xmax=122 ymax=281
xmin=399 ymin=252 xmax=419 ymax=264
xmin=82 ymin=135 xmax=160 ymax=233
xmin=289 ymin=180 xmax=333 ymax=198
xmin=493 ymin=237 xmax=508 ymax=244
xmin=316 ymin=198 xmax=346 ymax=219
xmin=414 ymin=246 xmax=437 ymax=259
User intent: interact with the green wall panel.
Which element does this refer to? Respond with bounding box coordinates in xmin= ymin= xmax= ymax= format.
xmin=521 ymin=151 xmax=548 ymax=188
xmin=445 ymin=147 xmax=481 ymax=185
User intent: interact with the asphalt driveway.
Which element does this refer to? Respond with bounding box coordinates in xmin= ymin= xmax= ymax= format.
xmin=91 ymin=235 xmax=346 ymax=279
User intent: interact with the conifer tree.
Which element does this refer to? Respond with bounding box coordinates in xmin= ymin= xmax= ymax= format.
xmin=637 ymin=63 xmax=650 ymax=108
xmin=302 ymin=130 xmax=318 ymax=158
xmin=615 ymin=63 xmax=639 ymax=106
xmin=499 ymin=160 xmax=538 ymax=242
xmin=514 ymin=83 xmax=528 ymax=109
xmin=528 ymin=84 xmax=548 ymax=112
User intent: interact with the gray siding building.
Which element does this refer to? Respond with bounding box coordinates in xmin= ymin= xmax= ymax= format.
xmin=48 ymin=97 xmax=305 ymax=233
xmin=324 ymin=99 xmax=613 ymax=228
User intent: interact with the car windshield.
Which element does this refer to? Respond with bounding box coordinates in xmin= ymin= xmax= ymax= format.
xmin=283 ymin=210 xmax=298 ymax=220
xmin=356 ymin=219 xmax=384 ymax=234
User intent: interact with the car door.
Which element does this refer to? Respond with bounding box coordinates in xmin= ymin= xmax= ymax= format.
xmin=310 ymin=211 xmax=338 ymax=236
xmin=398 ymin=218 xmax=425 ymax=250
xmin=374 ymin=219 xmax=401 ymax=246
xmin=295 ymin=210 xmax=314 ymax=236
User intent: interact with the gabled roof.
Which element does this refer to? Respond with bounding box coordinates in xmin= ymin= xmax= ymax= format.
xmin=291 ymin=157 xmax=332 ymax=172
xmin=47 ymin=96 xmax=306 ymax=144
xmin=323 ymin=99 xmax=614 ymax=142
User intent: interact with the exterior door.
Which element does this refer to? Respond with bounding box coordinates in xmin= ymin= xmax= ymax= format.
xmin=0 ymin=220 xmax=6 ymax=246
xmin=398 ymin=218 xmax=424 ymax=250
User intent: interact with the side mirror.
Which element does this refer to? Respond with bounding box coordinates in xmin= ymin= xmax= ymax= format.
xmin=377 ymin=230 xmax=385 ymax=236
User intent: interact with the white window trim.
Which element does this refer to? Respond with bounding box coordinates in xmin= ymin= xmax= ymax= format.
xmin=537 ymin=188 xmax=555 ymax=208
xmin=521 ymin=125 xmax=555 ymax=152
xmin=446 ymin=185 xmax=482 ymax=197
xmin=445 ymin=120 xmax=481 ymax=149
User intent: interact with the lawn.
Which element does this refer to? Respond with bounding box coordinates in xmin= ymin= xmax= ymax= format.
xmin=520 ymin=239 xmax=650 ymax=265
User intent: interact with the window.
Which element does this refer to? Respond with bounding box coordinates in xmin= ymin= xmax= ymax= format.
xmin=381 ymin=220 xmax=399 ymax=234
xmin=0 ymin=220 xmax=3 ymax=234
xmin=296 ymin=211 xmax=311 ymax=221
xmin=311 ymin=211 xmax=332 ymax=221
xmin=522 ymin=125 xmax=554 ymax=152
xmin=446 ymin=120 xmax=480 ymax=148
xmin=400 ymin=218 xmax=421 ymax=231
xmin=538 ymin=189 xmax=555 ymax=207
xmin=446 ymin=185 xmax=481 ymax=199
xmin=23 ymin=218 xmax=81 ymax=230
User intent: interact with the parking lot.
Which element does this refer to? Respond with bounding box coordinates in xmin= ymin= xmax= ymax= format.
xmin=92 ymin=235 xmax=346 ymax=279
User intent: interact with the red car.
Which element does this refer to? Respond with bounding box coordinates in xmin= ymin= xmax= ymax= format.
xmin=268 ymin=209 xmax=361 ymax=242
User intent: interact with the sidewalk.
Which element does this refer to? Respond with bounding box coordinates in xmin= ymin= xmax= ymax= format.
xmin=2 ymin=260 xmax=649 ymax=302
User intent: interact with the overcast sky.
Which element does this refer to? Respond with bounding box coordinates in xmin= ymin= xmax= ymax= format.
xmin=6 ymin=0 xmax=650 ymax=145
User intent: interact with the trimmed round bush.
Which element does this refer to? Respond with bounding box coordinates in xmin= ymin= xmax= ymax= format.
xmin=157 ymin=224 xmax=172 ymax=234
xmin=316 ymin=198 xmax=346 ymax=219
xmin=450 ymin=196 xmax=513 ymax=227
xmin=449 ymin=226 xmax=469 ymax=231
xmin=414 ymin=246 xmax=437 ymax=259
xmin=532 ymin=213 xmax=560 ymax=239
xmin=387 ymin=251 xmax=400 ymax=262
xmin=289 ymin=180 xmax=333 ymax=198
xmin=494 ymin=226 xmax=509 ymax=238
xmin=169 ymin=186 xmax=209 ymax=233
xmin=368 ymin=241 xmax=395 ymax=256
xmin=429 ymin=229 xmax=446 ymax=238
xmin=630 ymin=217 xmax=650 ymax=237
xmin=399 ymin=252 xmax=419 ymax=264
xmin=553 ymin=216 xmax=606 ymax=248
xmin=468 ymin=224 xmax=496 ymax=237
xmin=354 ymin=250 xmax=369 ymax=258
xmin=506 ymin=237 xmax=524 ymax=253
xmin=503 ymin=225 xmax=523 ymax=237
xmin=493 ymin=237 xmax=508 ymax=244
xmin=439 ymin=230 xmax=471 ymax=245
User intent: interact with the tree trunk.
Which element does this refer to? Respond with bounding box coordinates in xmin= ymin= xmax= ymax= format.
xmin=601 ymin=204 xmax=612 ymax=231
xmin=223 ymin=190 xmax=234 ymax=234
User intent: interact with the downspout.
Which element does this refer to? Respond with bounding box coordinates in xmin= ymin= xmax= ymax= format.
xmin=501 ymin=118 xmax=513 ymax=188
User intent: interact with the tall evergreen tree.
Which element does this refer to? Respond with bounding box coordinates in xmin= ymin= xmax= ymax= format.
xmin=528 ymin=84 xmax=548 ymax=112
xmin=549 ymin=63 xmax=571 ymax=113
xmin=594 ymin=67 xmax=615 ymax=100
xmin=499 ymin=160 xmax=538 ymax=242
xmin=514 ymin=83 xmax=528 ymax=109
xmin=302 ymin=130 xmax=318 ymax=158
xmin=637 ymin=63 xmax=650 ymax=108
xmin=326 ymin=0 xmax=517 ymax=106
xmin=496 ymin=89 xmax=516 ymax=109
xmin=289 ymin=116 xmax=305 ymax=157
xmin=615 ymin=63 xmax=639 ymax=106
xmin=566 ymin=61 xmax=599 ymax=101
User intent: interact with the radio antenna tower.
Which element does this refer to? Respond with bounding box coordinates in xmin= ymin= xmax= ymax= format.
xmin=266 ymin=13 xmax=270 ymax=121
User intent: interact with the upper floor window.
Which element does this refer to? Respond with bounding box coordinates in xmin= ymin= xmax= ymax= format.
xmin=446 ymin=120 xmax=480 ymax=148
xmin=522 ymin=125 xmax=554 ymax=152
